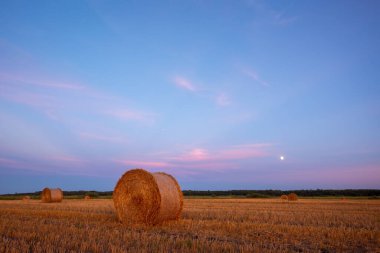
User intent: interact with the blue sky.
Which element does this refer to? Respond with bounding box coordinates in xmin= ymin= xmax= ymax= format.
xmin=0 ymin=0 xmax=379 ymax=194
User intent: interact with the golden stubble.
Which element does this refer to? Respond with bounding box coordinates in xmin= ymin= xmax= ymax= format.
xmin=0 ymin=198 xmax=379 ymax=252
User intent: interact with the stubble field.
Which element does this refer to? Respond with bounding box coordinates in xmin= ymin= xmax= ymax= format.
xmin=0 ymin=198 xmax=379 ymax=252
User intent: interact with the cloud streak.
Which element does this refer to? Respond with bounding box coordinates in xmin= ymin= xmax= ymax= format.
xmin=114 ymin=143 xmax=272 ymax=173
xmin=216 ymin=93 xmax=231 ymax=107
xmin=172 ymin=76 xmax=197 ymax=91
xmin=0 ymin=72 xmax=85 ymax=90
xmin=0 ymin=70 xmax=156 ymax=125
xmin=171 ymin=143 xmax=271 ymax=162
xmin=0 ymin=157 xmax=29 ymax=170
xmin=242 ymin=68 xmax=269 ymax=87
xmin=171 ymin=75 xmax=234 ymax=108
xmin=116 ymin=160 xmax=170 ymax=168
xmin=104 ymin=109 xmax=156 ymax=124
xmin=79 ymin=132 xmax=127 ymax=143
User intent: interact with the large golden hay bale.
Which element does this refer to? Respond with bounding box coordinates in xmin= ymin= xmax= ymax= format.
xmin=288 ymin=193 xmax=298 ymax=201
xmin=280 ymin=194 xmax=288 ymax=201
xmin=41 ymin=188 xmax=63 ymax=203
xmin=84 ymin=195 xmax=91 ymax=200
xmin=113 ymin=168 xmax=183 ymax=225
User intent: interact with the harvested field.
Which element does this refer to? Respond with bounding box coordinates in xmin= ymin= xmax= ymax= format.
xmin=0 ymin=198 xmax=379 ymax=252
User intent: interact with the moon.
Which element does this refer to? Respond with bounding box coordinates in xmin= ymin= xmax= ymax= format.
xmin=280 ymin=156 xmax=285 ymax=160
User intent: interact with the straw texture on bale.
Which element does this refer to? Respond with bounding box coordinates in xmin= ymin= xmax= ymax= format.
xmin=288 ymin=193 xmax=298 ymax=201
xmin=113 ymin=168 xmax=183 ymax=225
xmin=41 ymin=188 xmax=63 ymax=203
xmin=280 ymin=194 xmax=288 ymax=201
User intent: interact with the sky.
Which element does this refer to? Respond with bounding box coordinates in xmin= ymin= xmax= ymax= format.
xmin=0 ymin=0 xmax=379 ymax=194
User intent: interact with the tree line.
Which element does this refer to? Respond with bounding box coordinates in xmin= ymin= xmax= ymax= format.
xmin=182 ymin=189 xmax=380 ymax=197
xmin=1 ymin=189 xmax=379 ymax=199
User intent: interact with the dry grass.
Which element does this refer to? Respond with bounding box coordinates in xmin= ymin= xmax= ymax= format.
xmin=0 ymin=198 xmax=379 ymax=252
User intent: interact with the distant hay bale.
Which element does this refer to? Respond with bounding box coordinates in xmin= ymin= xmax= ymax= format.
xmin=113 ymin=168 xmax=183 ymax=225
xmin=41 ymin=188 xmax=63 ymax=203
xmin=288 ymin=193 xmax=298 ymax=201
xmin=22 ymin=195 xmax=31 ymax=201
xmin=280 ymin=195 xmax=288 ymax=201
xmin=84 ymin=195 xmax=91 ymax=200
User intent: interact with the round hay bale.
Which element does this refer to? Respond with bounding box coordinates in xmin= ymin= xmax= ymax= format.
xmin=41 ymin=188 xmax=63 ymax=203
xmin=288 ymin=193 xmax=298 ymax=201
xmin=84 ymin=195 xmax=91 ymax=200
xmin=280 ymin=194 xmax=288 ymax=201
xmin=113 ymin=168 xmax=183 ymax=225
xmin=22 ymin=195 xmax=31 ymax=201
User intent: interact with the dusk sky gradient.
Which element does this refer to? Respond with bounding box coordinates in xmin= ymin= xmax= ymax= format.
xmin=0 ymin=0 xmax=379 ymax=194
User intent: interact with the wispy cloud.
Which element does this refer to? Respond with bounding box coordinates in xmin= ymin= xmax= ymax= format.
xmin=79 ymin=132 xmax=127 ymax=143
xmin=114 ymin=158 xmax=236 ymax=173
xmin=0 ymin=72 xmax=157 ymax=125
xmin=112 ymin=143 xmax=272 ymax=173
xmin=171 ymin=75 xmax=234 ymax=108
xmin=171 ymin=143 xmax=271 ymax=162
xmin=115 ymin=159 xmax=169 ymax=168
xmin=0 ymin=154 xmax=105 ymax=177
xmin=273 ymin=13 xmax=297 ymax=26
xmin=245 ymin=0 xmax=298 ymax=27
xmin=0 ymin=157 xmax=28 ymax=170
xmin=50 ymin=155 xmax=85 ymax=165
xmin=242 ymin=68 xmax=269 ymax=87
xmin=172 ymin=76 xmax=197 ymax=91
xmin=218 ymin=144 xmax=270 ymax=160
xmin=0 ymin=156 xmax=85 ymax=172
xmin=0 ymin=72 xmax=85 ymax=90
xmin=216 ymin=93 xmax=231 ymax=107
xmin=173 ymin=148 xmax=210 ymax=161
xmin=104 ymin=109 xmax=155 ymax=124
xmin=0 ymin=88 xmax=64 ymax=121
xmin=0 ymin=90 xmax=58 ymax=109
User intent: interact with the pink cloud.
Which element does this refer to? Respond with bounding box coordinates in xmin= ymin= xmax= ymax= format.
xmin=36 ymin=155 xmax=89 ymax=171
xmin=180 ymin=148 xmax=210 ymax=161
xmin=172 ymin=76 xmax=196 ymax=91
xmin=0 ymin=89 xmax=63 ymax=121
xmin=0 ymin=90 xmax=57 ymax=109
xmin=116 ymin=159 xmax=170 ymax=168
xmin=242 ymin=68 xmax=269 ymax=87
xmin=171 ymin=143 xmax=271 ymax=162
xmin=0 ymin=157 xmax=28 ymax=169
xmin=0 ymin=157 xmax=59 ymax=172
xmin=114 ymin=158 xmax=236 ymax=172
xmin=108 ymin=143 xmax=272 ymax=174
xmin=217 ymin=145 xmax=269 ymax=160
xmin=0 ymin=72 xmax=85 ymax=90
xmin=50 ymin=155 xmax=84 ymax=164
xmin=0 ymin=77 xmax=156 ymax=125
xmin=216 ymin=93 xmax=231 ymax=107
